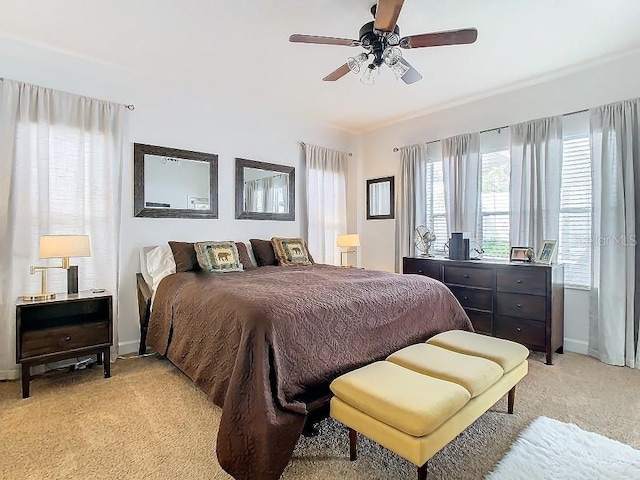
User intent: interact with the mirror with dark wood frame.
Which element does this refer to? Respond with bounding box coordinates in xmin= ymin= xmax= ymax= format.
xmin=367 ymin=176 xmax=395 ymax=220
xmin=134 ymin=143 xmax=218 ymax=218
xmin=235 ymin=158 xmax=295 ymax=221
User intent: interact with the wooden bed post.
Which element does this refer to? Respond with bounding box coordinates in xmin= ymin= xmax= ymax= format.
xmin=349 ymin=428 xmax=357 ymax=461
xmin=136 ymin=273 xmax=152 ymax=355
xmin=508 ymin=385 xmax=516 ymax=414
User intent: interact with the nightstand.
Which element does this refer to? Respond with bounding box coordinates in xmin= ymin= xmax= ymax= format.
xmin=16 ymin=290 xmax=113 ymax=398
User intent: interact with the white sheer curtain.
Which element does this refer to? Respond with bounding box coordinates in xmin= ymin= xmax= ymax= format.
xmin=509 ymin=116 xmax=563 ymax=251
xmin=245 ymin=174 xmax=288 ymax=213
xmin=588 ymin=98 xmax=640 ymax=368
xmin=304 ymin=143 xmax=348 ymax=265
xmin=0 ymin=79 xmax=124 ymax=380
xmin=394 ymin=145 xmax=428 ymax=272
xmin=442 ymin=133 xmax=480 ymax=238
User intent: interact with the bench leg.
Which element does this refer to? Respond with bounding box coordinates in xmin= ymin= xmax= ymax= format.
xmin=508 ymin=385 xmax=516 ymax=414
xmin=418 ymin=463 xmax=428 ymax=480
xmin=349 ymin=428 xmax=357 ymax=461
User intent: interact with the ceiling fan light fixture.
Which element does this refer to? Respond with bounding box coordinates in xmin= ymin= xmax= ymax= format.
xmin=382 ymin=46 xmax=402 ymax=66
xmin=386 ymin=32 xmax=401 ymax=46
xmin=389 ymin=60 xmax=410 ymax=80
xmin=347 ymin=52 xmax=369 ymax=74
xmin=360 ymin=64 xmax=377 ymax=86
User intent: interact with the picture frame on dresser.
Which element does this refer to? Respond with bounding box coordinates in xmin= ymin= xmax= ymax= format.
xmin=535 ymin=240 xmax=558 ymax=265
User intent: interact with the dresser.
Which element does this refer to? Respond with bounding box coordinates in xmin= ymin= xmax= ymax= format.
xmin=403 ymin=257 xmax=564 ymax=364
xmin=16 ymin=291 xmax=113 ymax=398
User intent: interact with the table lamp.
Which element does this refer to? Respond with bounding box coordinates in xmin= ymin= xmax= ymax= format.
xmin=337 ymin=234 xmax=360 ymax=267
xmin=23 ymin=235 xmax=91 ymax=301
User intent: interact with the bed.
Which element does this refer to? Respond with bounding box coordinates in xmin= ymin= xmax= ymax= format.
xmin=137 ymin=262 xmax=472 ymax=480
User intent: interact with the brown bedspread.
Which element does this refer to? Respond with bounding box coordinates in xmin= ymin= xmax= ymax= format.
xmin=147 ymin=265 xmax=472 ymax=480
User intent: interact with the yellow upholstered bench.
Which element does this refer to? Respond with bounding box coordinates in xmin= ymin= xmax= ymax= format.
xmin=330 ymin=330 xmax=529 ymax=480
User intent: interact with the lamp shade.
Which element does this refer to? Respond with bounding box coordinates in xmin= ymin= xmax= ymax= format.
xmin=337 ymin=234 xmax=360 ymax=248
xmin=39 ymin=235 xmax=91 ymax=258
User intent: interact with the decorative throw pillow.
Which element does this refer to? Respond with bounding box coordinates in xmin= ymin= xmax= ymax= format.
xmin=168 ymin=241 xmax=199 ymax=272
xmin=271 ymin=237 xmax=313 ymax=266
xmin=249 ymin=238 xmax=278 ymax=266
xmin=195 ymin=241 xmax=243 ymax=273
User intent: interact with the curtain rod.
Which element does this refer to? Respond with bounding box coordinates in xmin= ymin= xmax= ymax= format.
xmin=0 ymin=77 xmax=135 ymax=110
xmin=392 ymin=108 xmax=590 ymax=152
xmin=300 ymin=141 xmax=352 ymax=156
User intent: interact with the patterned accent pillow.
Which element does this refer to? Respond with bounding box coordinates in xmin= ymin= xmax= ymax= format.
xmin=194 ymin=241 xmax=243 ymax=273
xmin=271 ymin=237 xmax=313 ymax=266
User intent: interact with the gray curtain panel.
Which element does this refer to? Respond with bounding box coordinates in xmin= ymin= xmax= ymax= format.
xmin=509 ymin=116 xmax=563 ymax=252
xmin=394 ymin=144 xmax=427 ymax=273
xmin=588 ymin=98 xmax=640 ymax=368
xmin=442 ymin=133 xmax=481 ymax=239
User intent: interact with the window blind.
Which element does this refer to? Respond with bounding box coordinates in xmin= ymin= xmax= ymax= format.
xmin=479 ymin=150 xmax=510 ymax=258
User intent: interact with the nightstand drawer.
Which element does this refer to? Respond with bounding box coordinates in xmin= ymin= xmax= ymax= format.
xmin=21 ymin=321 xmax=110 ymax=359
xmin=497 ymin=268 xmax=546 ymax=295
xmin=495 ymin=315 xmax=545 ymax=348
xmin=443 ymin=265 xmax=494 ymax=288
xmin=496 ymin=292 xmax=546 ymax=321
xmin=448 ymin=285 xmax=493 ymax=311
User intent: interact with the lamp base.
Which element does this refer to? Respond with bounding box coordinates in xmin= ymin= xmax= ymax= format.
xmin=22 ymin=292 xmax=56 ymax=302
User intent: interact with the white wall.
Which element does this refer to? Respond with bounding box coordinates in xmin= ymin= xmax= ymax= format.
xmin=356 ymin=49 xmax=640 ymax=354
xmin=0 ymin=35 xmax=357 ymax=352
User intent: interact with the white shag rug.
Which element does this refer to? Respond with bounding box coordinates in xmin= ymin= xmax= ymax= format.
xmin=486 ymin=416 xmax=640 ymax=480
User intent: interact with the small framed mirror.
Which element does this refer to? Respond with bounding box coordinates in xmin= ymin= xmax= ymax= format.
xmin=235 ymin=158 xmax=295 ymax=221
xmin=367 ymin=176 xmax=395 ymax=220
xmin=134 ymin=143 xmax=218 ymax=218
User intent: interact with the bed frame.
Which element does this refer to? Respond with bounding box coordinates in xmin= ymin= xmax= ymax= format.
xmin=135 ymin=272 xmax=329 ymax=434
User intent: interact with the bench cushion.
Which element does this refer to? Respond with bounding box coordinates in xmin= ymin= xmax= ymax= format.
xmin=330 ymin=361 xmax=470 ymax=437
xmin=387 ymin=344 xmax=504 ymax=398
xmin=427 ymin=330 xmax=529 ymax=373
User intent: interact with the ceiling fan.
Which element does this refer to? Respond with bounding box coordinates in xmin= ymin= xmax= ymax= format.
xmin=289 ymin=0 xmax=477 ymax=85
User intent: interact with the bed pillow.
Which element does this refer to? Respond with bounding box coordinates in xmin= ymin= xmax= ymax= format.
xmin=250 ymin=238 xmax=278 ymax=266
xmin=195 ymin=241 xmax=244 ymax=273
xmin=271 ymin=237 xmax=313 ymax=266
xmin=168 ymin=241 xmax=199 ymax=272
xmin=146 ymin=244 xmax=176 ymax=292
xmin=236 ymin=242 xmax=256 ymax=270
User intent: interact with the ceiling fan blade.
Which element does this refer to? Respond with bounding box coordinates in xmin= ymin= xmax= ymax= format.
xmin=323 ymin=63 xmax=351 ymax=81
xmin=399 ymin=58 xmax=422 ymax=85
xmin=289 ymin=34 xmax=360 ymax=47
xmin=400 ymin=28 xmax=478 ymax=49
xmin=374 ymin=0 xmax=405 ymax=32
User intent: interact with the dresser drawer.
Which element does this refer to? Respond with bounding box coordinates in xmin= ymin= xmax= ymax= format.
xmin=497 ymin=268 xmax=546 ymax=295
xmin=465 ymin=309 xmax=492 ymax=335
xmin=21 ymin=321 xmax=110 ymax=359
xmin=449 ymin=285 xmax=493 ymax=311
xmin=496 ymin=292 xmax=546 ymax=321
xmin=495 ymin=315 xmax=545 ymax=348
xmin=443 ymin=265 xmax=494 ymax=288
xmin=403 ymin=258 xmax=441 ymax=281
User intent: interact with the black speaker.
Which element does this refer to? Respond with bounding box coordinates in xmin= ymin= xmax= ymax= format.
xmin=67 ymin=265 xmax=79 ymax=294
xmin=449 ymin=233 xmax=465 ymax=260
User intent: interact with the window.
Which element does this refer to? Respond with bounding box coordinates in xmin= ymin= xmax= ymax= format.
xmin=559 ymin=135 xmax=592 ymax=287
xmin=425 ymin=157 xmax=447 ymax=253
xmin=478 ymin=150 xmax=510 ymax=258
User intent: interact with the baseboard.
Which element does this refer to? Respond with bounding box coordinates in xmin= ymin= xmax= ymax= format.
xmin=563 ymin=338 xmax=589 ymax=355
xmin=0 ymin=369 xmax=19 ymax=381
xmin=118 ymin=340 xmax=140 ymax=356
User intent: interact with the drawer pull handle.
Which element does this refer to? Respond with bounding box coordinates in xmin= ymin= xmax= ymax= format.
xmin=517 ymin=279 xmax=523 ymax=284
xmin=516 ymin=303 xmax=522 ymax=308
xmin=65 ymin=336 xmax=71 ymax=341
xmin=418 ymin=270 xmax=423 ymax=274
xmin=463 ymin=274 xmax=470 ymax=278
xmin=463 ymin=296 xmax=469 ymax=301
xmin=516 ymin=327 xmax=522 ymax=332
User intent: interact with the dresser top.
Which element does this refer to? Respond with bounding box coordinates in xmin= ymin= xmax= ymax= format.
xmin=404 ymin=256 xmax=560 ymax=269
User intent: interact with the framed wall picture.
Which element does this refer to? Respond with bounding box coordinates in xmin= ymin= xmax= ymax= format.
xmin=510 ymin=246 xmax=534 ymax=262
xmin=535 ymin=240 xmax=558 ymax=265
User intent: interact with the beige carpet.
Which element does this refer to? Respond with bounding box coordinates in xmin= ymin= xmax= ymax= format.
xmin=1 ymin=351 xmax=639 ymax=480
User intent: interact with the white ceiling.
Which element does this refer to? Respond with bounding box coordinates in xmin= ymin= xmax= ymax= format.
xmin=1 ymin=0 xmax=640 ymax=133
